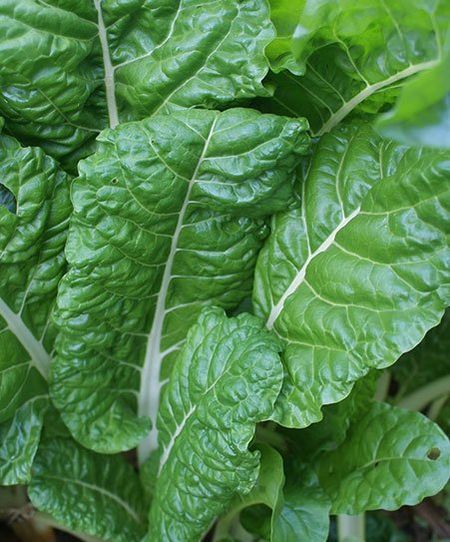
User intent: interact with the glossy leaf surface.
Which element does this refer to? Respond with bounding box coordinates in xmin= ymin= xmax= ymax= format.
xmin=317 ymin=403 xmax=450 ymax=513
xmin=261 ymin=0 xmax=449 ymax=136
xmin=146 ymin=307 xmax=283 ymax=542
xmin=0 ymin=128 xmax=70 ymax=484
xmin=52 ymin=108 xmax=309 ymax=456
xmin=0 ymin=0 xmax=273 ymax=164
xmin=254 ymin=123 xmax=450 ymax=428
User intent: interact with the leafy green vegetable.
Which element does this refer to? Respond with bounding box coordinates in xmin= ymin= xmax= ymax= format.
xmin=1 ymin=3 xmax=450 ymax=541
xmin=218 ymin=445 xmax=331 ymax=542
xmin=377 ymin=32 xmax=450 ymax=148
xmin=0 ymin=125 xmax=70 ymax=484
xmin=0 ymin=0 xmax=273 ymax=165
xmin=317 ymin=403 xmax=450 ymax=513
xmin=52 ymin=108 xmax=309 ymax=457
xmin=254 ymin=122 xmax=449 ymax=428
xmin=259 ymin=0 xmax=450 ymax=137
xmin=146 ymin=307 xmax=282 ymax=541
xmin=29 ymin=434 xmax=147 ymax=542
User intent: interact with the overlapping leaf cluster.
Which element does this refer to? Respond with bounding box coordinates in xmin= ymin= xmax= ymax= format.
xmin=0 ymin=1 xmax=449 ymax=541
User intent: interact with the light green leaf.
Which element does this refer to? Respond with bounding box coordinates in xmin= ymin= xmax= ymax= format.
xmin=317 ymin=403 xmax=450 ymax=513
xmin=146 ymin=307 xmax=283 ymax=542
xmin=260 ymin=0 xmax=449 ymax=136
xmin=0 ymin=128 xmax=71 ymax=484
xmin=0 ymin=0 xmax=273 ymax=165
xmin=29 ymin=435 xmax=147 ymax=542
xmin=253 ymin=122 xmax=450 ymax=428
xmin=51 ymin=108 xmax=309 ymax=456
xmin=377 ymin=32 xmax=450 ymax=148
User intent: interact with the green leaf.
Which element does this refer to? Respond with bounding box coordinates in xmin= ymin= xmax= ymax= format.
xmin=0 ymin=128 xmax=71 ymax=484
xmin=51 ymin=108 xmax=309 ymax=456
xmin=146 ymin=307 xmax=283 ymax=542
xmin=29 ymin=436 xmax=147 ymax=542
xmin=272 ymin=475 xmax=330 ymax=542
xmin=0 ymin=397 xmax=48 ymax=485
xmin=291 ymin=373 xmax=377 ymax=461
xmin=392 ymin=310 xmax=450 ymax=401
xmin=253 ymin=122 xmax=449 ymax=428
xmin=317 ymin=402 xmax=450 ymax=513
xmin=260 ymin=0 xmax=449 ymax=136
xmin=222 ymin=445 xmax=330 ymax=542
xmin=377 ymin=32 xmax=450 ymax=148
xmin=0 ymin=0 xmax=274 ymax=165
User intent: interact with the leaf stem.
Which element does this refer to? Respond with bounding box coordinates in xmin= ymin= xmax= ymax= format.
xmin=94 ymin=0 xmax=119 ymax=128
xmin=398 ymin=375 xmax=450 ymax=412
xmin=337 ymin=513 xmax=365 ymax=542
xmin=428 ymin=394 xmax=449 ymax=421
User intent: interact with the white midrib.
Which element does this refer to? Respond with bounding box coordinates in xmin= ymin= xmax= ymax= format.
xmin=94 ymin=0 xmax=119 ymax=128
xmin=314 ymin=59 xmax=440 ymax=137
xmin=41 ymin=474 xmax=143 ymax=525
xmin=137 ymin=118 xmax=218 ymax=465
xmin=0 ymin=297 xmax=51 ymax=380
xmin=266 ymin=207 xmax=361 ymax=329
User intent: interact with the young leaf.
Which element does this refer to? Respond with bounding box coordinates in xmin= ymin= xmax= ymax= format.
xmin=231 ymin=446 xmax=330 ymax=542
xmin=51 ymin=108 xmax=309 ymax=456
xmin=29 ymin=435 xmax=147 ymax=542
xmin=0 ymin=0 xmax=273 ymax=164
xmin=316 ymin=403 xmax=450 ymax=514
xmin=146 ymin=307 xmax=283 ymax=541
xmin=261 ymin=0 xmax=449 ymax=136
xmin=253 ymin=123 xmax=449 ymax=428
xmin=0 ymin=127 xmax=71 ymax=484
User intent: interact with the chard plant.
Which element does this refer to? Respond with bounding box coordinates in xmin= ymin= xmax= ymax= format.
xmin=0 ymin=1 xmax=449 ymax=541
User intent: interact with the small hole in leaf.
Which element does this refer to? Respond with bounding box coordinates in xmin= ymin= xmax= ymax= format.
xmin=374 ymin=461 xmax=380 ymax=468
xmin=0 ymin=183 xmax=17 ymax=214
xmin=427 ymin=447 xmax=441 ymax=460
xmin=111 ymin=178 xmax=118 ymax=185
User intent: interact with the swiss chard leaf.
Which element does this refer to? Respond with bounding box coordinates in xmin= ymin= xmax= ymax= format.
xmin=260 ymin=0 xmax=450 ymax=136
xmin=146 ymin=307 xmax=283 ymax=541
xmin=51 ymin=108 xmax=309 ymax=457
xmin=0 ymin=128 xmax=71 ymax=484
xmin=377 ymin=32 xmax=450 ymax=148
xmin=254 ymin=122 xmax=449 ymax=428
xmin=29 ymin=432 xmax=147 ymax=542
xmin=317 ymin=402 xmax=450 ymax=514
xmin=220 ymin=445 xmax=330 ymax=542
xmin=0 ymin=0 xmax=273 ymax=165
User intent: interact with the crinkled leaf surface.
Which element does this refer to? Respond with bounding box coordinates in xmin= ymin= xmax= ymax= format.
xmin=254 ymin=123 xmax=450 ymax=428
xmin=146 ymin=307 xmax=283 ymax=542
xmin=259 ymin=0 xmax=449 ymax=136
xmin=0 ymin=128 xmax=71 ymax=484
xmin=29 ymin=434 xmax=147 ymax=542
xmin=52 ymin=108 xmax=309 ymax=456
xmin=317 ymin=402 xmax=450 ymax=513
xmin=0 ymin=396 xmax=48 ymax=485
xmin=0 ymin=0 xmax=273 ymax=165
